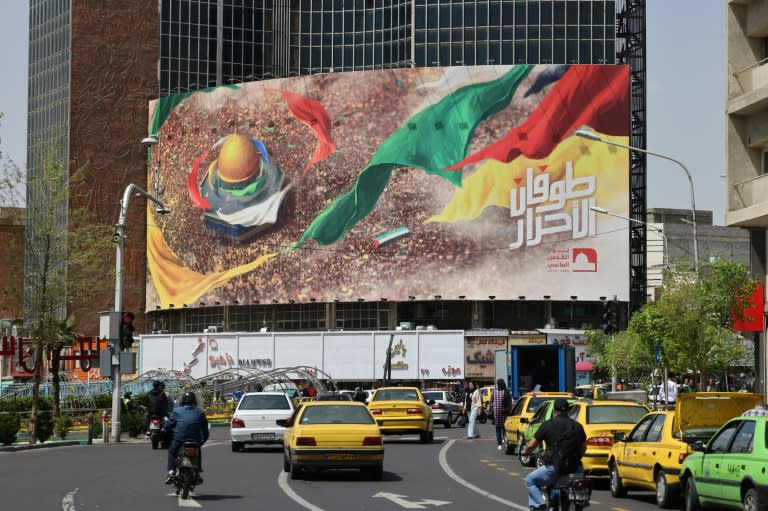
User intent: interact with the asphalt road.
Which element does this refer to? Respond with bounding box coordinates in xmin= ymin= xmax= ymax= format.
xmin=0 ymin=422 xmax=666 ymax=510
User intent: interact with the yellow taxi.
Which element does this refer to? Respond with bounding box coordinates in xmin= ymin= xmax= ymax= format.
xmin=575 ymin=384 xmax=608 ymax=400
xmin=502 ymin=392 xmax=573 ymax=455
xmin=567 ymin=398 xmax=649 ymax=476
xmin=367 ymin=386 xmax=434 ymax=443
xmin=607 ymin=392 xmax=761 ymax=508
xmin=277 ymin=401 xmax=384 ymax=480
xmin=480 ymin=385 xmax=495 ymax=407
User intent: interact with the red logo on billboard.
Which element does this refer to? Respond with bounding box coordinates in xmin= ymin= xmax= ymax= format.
xmin=571 ymin=248 xmax=597 ymax=272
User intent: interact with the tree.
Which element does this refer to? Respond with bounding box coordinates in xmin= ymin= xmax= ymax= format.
xmin=1 ymin=131 xmax=114 ymax=442
xmin=584 ymin=259 xmax=755 ymax=391
xmin=655 ymin=259 xmax=756 ymax=388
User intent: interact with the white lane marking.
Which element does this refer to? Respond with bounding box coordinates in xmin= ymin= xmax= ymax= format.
xmin=438 ymin=439 xmax=528 ymax=510
xmin=373 ymin=492 xmax=451 ymax=508
xmin=277 ymin=471 xmax=325 ymax=511
xmin=62 ymin=488 xmax=78 ymax=511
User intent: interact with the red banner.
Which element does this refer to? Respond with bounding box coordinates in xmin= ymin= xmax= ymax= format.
xmin=732 ymin=281 xmax=764 ymax=332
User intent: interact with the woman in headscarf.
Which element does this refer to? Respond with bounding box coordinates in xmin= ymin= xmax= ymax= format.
xmin=491 ymin=379 xmax=511 ymax=450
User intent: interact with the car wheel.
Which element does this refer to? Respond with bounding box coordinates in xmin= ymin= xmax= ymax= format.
xmin=420 ymin=430 xmax=431 ymax=443
xmin=478 ymin=413 xmax=488 ymax=424
xmin=283 ymin=452 xmax=290 ymax=473
xmin=503 ymin=437 xmax=514 ymax=455
xmin=684 ymin=477 xmax=701 ymax=511
xmin=429 ymin=429 xmax=434 ymax=442
xmin=519 ymin=447 xmax=535 ymax=467
xmin=609 ymin=461 xmax=627 ymax=498
xmin=290 ymin=457 xmax=302 ymax=480
xmin=744 ymin=488 xmax=761 ymax=511
xmin=445 ymin=413 xmax=452 ymax=428
xmin=231 ymin=441 xmax=244 ymax=452
xmin=655 ymin=470 xmax=673 ymax=508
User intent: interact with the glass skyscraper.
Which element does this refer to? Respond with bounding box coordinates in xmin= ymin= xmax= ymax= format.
xmin=160 ymin=0 xmax=616 ymax=96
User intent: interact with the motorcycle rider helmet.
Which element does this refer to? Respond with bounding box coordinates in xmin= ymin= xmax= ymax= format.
xmin=152 ymin=380 xmax=163 ymax=390
xmin=554 ymin=398 xmax=570 ymax=412
xmin=180 ymin=391 xmax=197 ymax=406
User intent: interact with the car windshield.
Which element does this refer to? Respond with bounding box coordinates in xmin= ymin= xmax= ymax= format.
xmin=422 ymin=392 xmax=444 ymax=401
xmin=587 ymin=405 xmax=648 ymax=424
xmin=527 ymin=397 xmax=554 ymax=413
xmin=373 ymin=389 xmax=419 ymax=401
xmin=299 ymin=405 xmax=375 ymax=425
xmin=238 ymin=394 xmax=291 ymax=410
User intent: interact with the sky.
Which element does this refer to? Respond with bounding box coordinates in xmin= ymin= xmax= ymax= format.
xmin=0 ymin=1 xmax=728 ymax=224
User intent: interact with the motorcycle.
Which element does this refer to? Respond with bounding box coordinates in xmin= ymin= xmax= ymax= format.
xmin=541 ymin=473 xmax=592 ymax=511
xmin=149 ymin=415 xmax=168 ymax=450
xmin=172 ymin=442 xmax=202 ymax=499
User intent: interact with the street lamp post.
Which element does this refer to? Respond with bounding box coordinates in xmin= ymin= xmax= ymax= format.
xmin=590 ymin=206 xmax=668 ymax=269
xmin=575 ymin=129 xmax=698 ymax=274
xmin=111 ymin=183 xmax=169 ymax=442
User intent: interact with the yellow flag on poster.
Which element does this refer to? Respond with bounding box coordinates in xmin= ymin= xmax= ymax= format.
xmin=426 ymin=133 xmax=629 ymax=224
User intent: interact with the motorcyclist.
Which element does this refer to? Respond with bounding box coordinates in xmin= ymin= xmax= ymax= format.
xmin=164 ymin=391 xmax=209 ymax=484
xmin=520 ymin=398 xmax=586 ymax=511
xmin=145 ymin=380 xmax=171 ymax=434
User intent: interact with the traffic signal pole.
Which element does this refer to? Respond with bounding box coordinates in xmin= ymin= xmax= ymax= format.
xmin=111 ymin=184 xmax=169 ymax=442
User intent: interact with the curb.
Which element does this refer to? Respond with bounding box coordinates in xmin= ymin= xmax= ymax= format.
xmin=0 ymin=440 xmax=83 ymax=452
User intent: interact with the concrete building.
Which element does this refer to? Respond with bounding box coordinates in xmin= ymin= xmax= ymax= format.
xmin=726 ymin=0 xmax=768 ymax=395
xmin=644 ymin=208 xmax=750 ymax=299
xmin=0 ymin=207 xmax=25 ymax=321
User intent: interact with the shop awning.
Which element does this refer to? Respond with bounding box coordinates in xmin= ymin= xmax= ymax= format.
xmin=576 ymin=361 xmax=593 ymax=371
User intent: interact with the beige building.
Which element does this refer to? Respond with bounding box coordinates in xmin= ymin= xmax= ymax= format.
xmin=726 ymin=0 xmax=768 ymax=395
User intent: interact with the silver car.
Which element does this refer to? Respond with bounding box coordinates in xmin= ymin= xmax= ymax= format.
xmin=422 ymin=390 xmax=464 ymax=428
xmin=230 ymin=392 xmax=295 ymax=451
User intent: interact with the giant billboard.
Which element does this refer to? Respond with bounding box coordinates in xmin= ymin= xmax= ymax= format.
xmin=145 ymin=65 xmax=629 ymax=309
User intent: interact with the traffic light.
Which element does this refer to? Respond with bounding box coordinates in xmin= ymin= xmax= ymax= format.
xmin=120 ymin=312 xmax=135 ymax=351
xmin=601 ymin=300 xmax=619 ymax=334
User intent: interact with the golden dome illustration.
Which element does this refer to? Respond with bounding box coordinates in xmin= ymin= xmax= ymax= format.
xmin=213 ymin=134 xmax=262 ymax=184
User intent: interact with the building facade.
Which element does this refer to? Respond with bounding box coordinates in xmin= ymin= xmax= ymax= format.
xmin=26 ymin=1 xmax=645 ymax=341
xmin=726 ymin=0 xmax=768 ymax=395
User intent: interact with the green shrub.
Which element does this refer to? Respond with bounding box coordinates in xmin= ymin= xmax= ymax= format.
xmin=35 ymin=411 xmax=54 ymax=443
xmin=0 ymin=413 xmax=20 ymax=445
xmin=91 ymin=411 xmax=104 ymax=439
xmin=54 ymin=414 xmax=74 ymax=440
xmin=94 ymin=394 xmax=112 ymax=409
xmin=0 ymin=396 xmax=53 ymax=414
xmin=122 ymin=411 xmax=146 ymax=437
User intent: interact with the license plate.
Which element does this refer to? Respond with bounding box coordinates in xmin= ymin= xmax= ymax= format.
xmin=252 ymin=433 xmax=275 ymax=440
xmin=568 ymin=489 xmax=590 ymax=502
xmin=150 ymin=424 xmax=160 ymax=430
xmin=326 ymin=453 xmax=357 ymax=461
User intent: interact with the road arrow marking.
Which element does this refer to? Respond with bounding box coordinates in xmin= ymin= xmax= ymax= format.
xmin=178 ymin=494 xmax=202 ymax=508
xmin=62 ymin=488 xmax=78 ymax=511
xmin=373 ymin=492 xmax=450 ymax=509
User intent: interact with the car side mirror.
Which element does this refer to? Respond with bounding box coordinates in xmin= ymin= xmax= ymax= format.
xmin=614 ymin=432 xmax=626 ymax=443
xmin=690 ymin=441 xmax=705 ymax=452
xmin=427 ymin=399 xmax=435 ymax=405
xmin=520 ymin=417 xmax=529 ymax=424
xmin=276 ymin=418 xmax=291 ymax=428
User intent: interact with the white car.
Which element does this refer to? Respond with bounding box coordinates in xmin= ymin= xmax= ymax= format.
xmin=230 ymin=392 xmax=295 ymax=452
xmin=422 ymin=389 xmax=464 ymax=427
